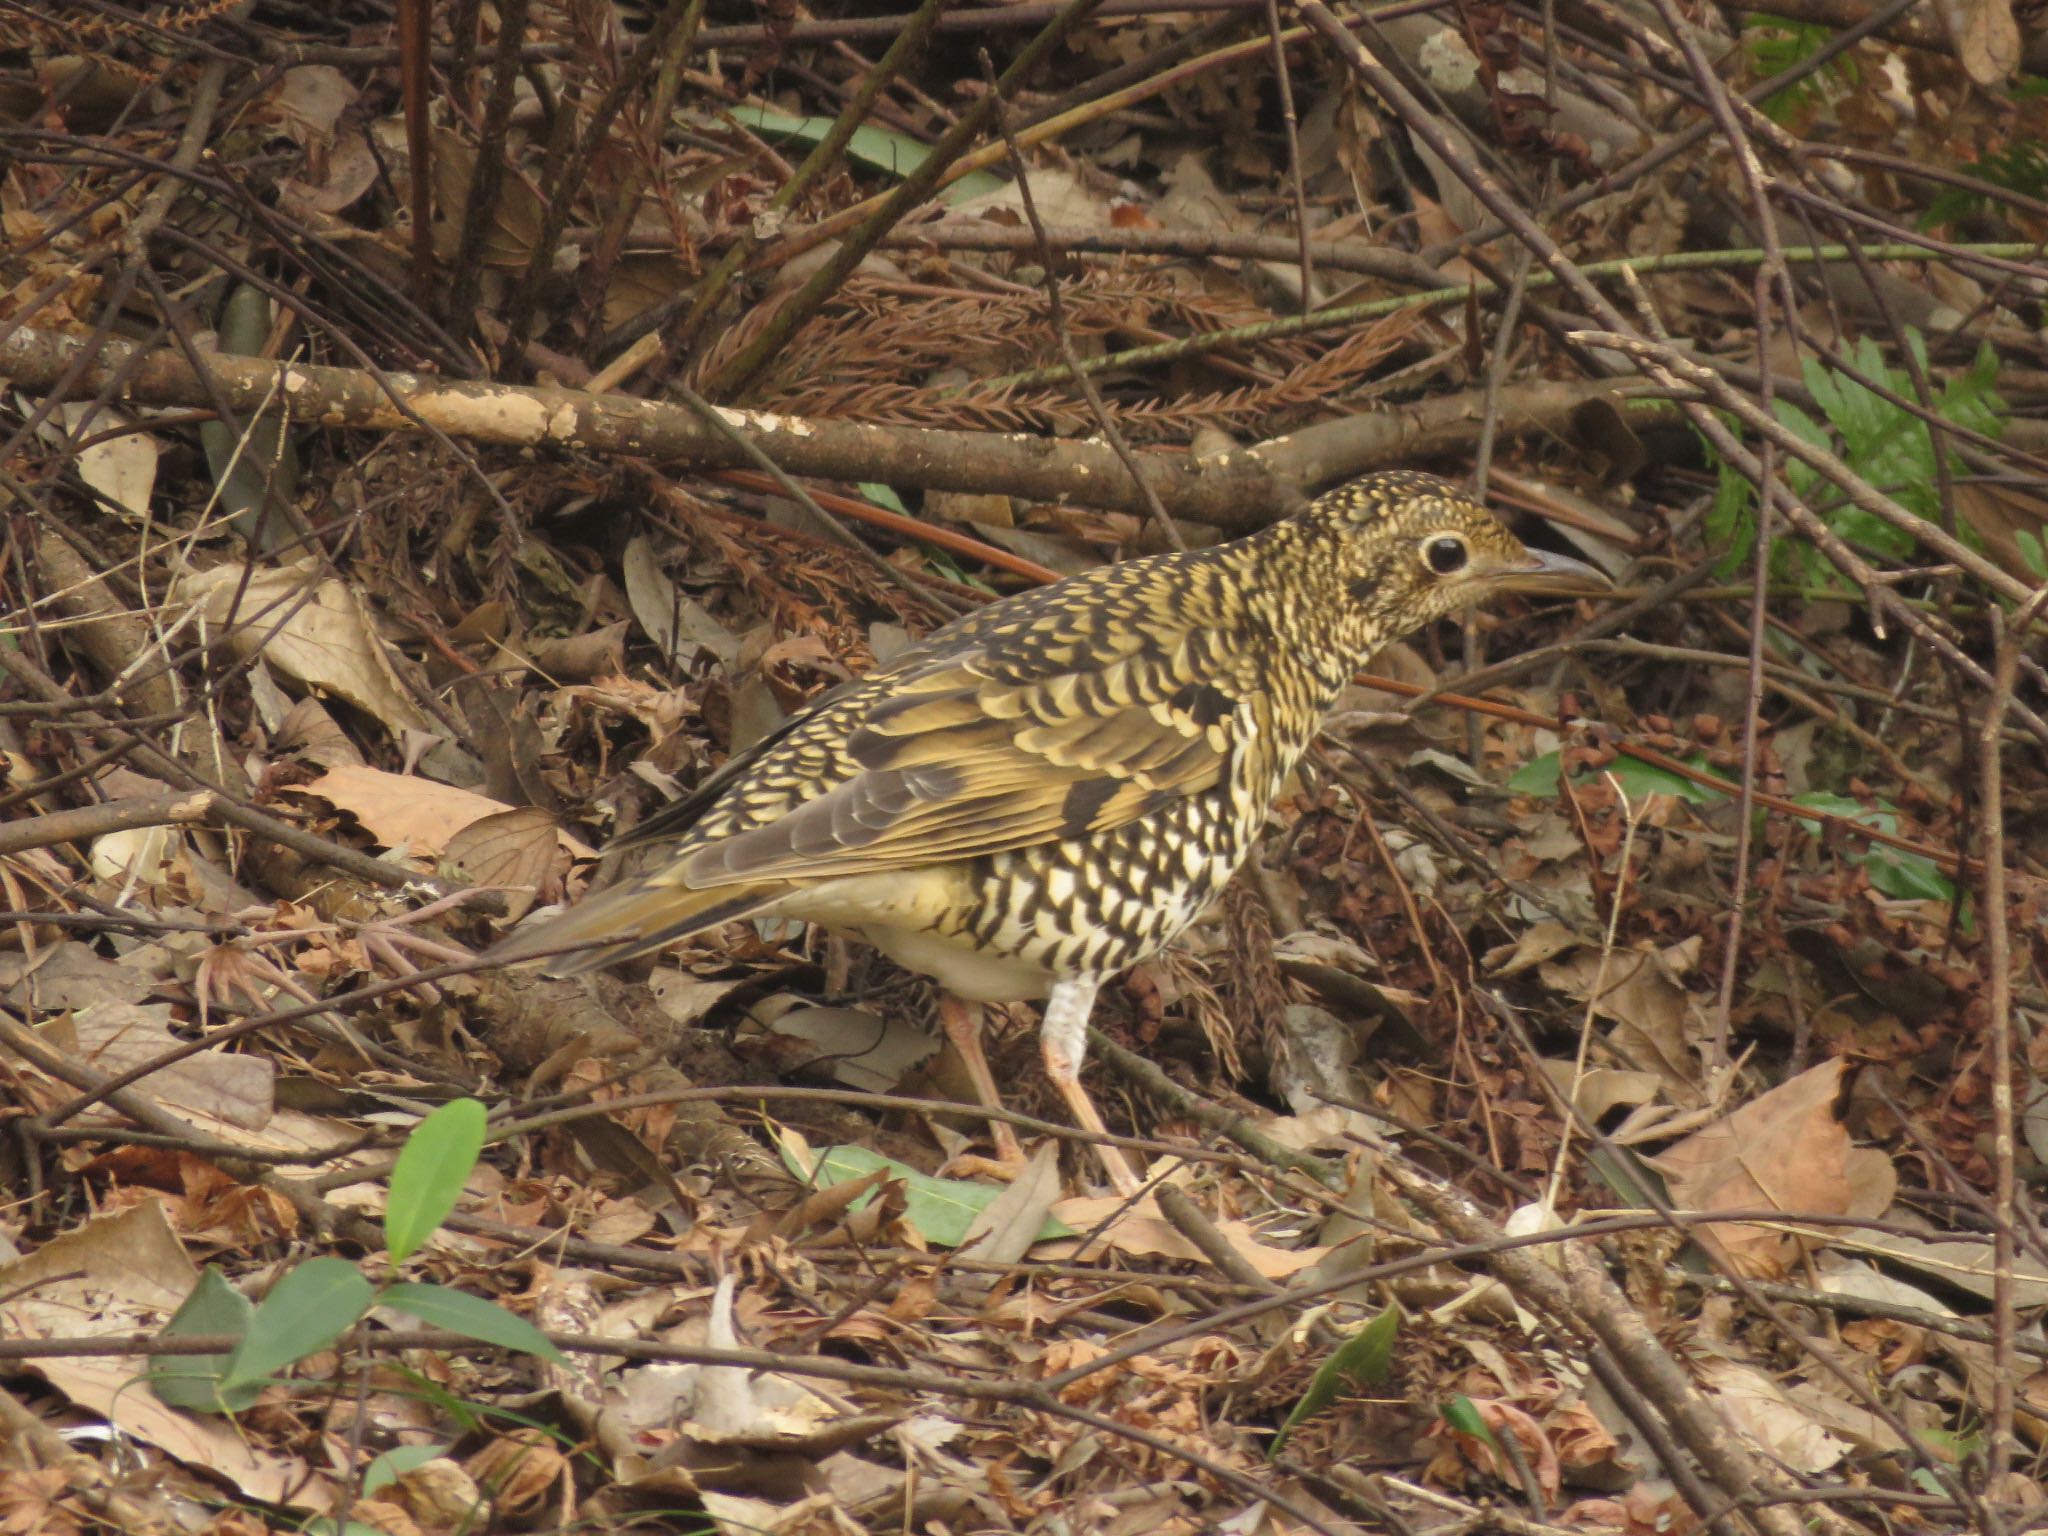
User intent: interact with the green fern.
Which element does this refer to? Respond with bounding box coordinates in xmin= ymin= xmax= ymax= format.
xmin=1702 ymin=330 xmax=2003 ymax=588
xmin=1744 ymin=14 xmax=1860 ymax=124
xmin=1923 ymin=139 xmax=2048 ymax=229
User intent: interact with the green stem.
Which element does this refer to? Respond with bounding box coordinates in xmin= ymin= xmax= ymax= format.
xmin=980 ymin=240 xmax=2047 ymax=391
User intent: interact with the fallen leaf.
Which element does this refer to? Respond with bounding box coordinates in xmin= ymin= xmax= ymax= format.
xmin=175 ymin=561 xmax=434 ymax=737
xmin=1697 ymin=1359 xmax=1848 ymax=1474
xmin=1648 ymin=1059 xmax=1886 ymax=1278
xmin=0 ymin=1201 xmax=325 ymax=1508
xmin=958 ymin=1142 xmax=1062 ymax=1267
xmin=1044 ymin=1195 xmax=1323 ymax=1279
xmin=291 ymin=764 xmax=594 ymax=860
xmin=444 ymin=807 xmax=565 ymax=920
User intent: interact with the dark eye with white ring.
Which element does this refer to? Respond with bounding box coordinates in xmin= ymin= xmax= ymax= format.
xmin=1424 ymin=535 xmax=1469 ymax=575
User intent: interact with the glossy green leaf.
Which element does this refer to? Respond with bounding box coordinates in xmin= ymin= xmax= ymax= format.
xmin=727 ymin=107 xmax=1005 ymax=204
xmin=379 ymin=1282 xmax=566 ymax=1362
xmin=149 ymin=1267 xmax=257 ymax=1413
xmin=1270 ymin=1305 xmax=1398 ymax=1455
xmin=1506 ymin=750 xmax=1723 ymax=806
xmin=223 ymin=1258 xmax=374 ymax=1392
xmin=1507 ymin=751 xmax=1561 ymax=796
xmin=1439 ymin=1393 xmax=1502 ymax=1449
xmin=386 ymin=1098 xmax=486 ymax=1262
xmin=858 ymin=482 xmax=908 ymax=514
xmin=1863 ymin=848 xmax=1956 ymax=903
xmin=1606 ymin=754 xmax=1725 ymax=806
xmin=782 ymin=1144 xmax=1075 ymax=1247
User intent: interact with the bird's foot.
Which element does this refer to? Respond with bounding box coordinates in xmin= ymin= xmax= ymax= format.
xmin=946 ymin=1142 xmax=1146 ymax=1197
xmin=1098 ymin=1145 xmax=1146 ymax=1199
xmin=940 ymin=1147 xmax=1034 ymax=1183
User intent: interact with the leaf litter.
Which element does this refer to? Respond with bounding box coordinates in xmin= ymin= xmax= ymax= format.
xmin=2 ymin=0 xmax=2045 ymax=1531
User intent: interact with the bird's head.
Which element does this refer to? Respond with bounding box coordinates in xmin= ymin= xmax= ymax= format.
xmin=1295 ymin=471 xmax=1609 ymax=639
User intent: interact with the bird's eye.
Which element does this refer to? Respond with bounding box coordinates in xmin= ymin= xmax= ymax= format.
xmin=1423 ymin=535 xmax=1469 ymax=576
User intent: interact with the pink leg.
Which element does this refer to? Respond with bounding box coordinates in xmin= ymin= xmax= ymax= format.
xmin=937 ymin=993 xmax=1026 ymax=1174
xmin=1041 ymin=980 xmax=1143 ymax=1196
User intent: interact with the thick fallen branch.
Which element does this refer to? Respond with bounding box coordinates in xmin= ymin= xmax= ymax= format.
xmin=0 ymin=321 xmax=1657 ymax=531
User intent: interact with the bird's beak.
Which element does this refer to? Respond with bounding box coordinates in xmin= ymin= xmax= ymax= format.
xmin=1494 ymin=547 xmax=1612 ymax=595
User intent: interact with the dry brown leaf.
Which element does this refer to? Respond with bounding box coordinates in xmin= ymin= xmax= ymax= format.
xmin=463 ymin=1428 xmax=564 ymax=1515
xmin=1540 ymin=942 xmax=1705 ymax=1106
xmin=292 ymin=764 xmax=594 ymax=860
xmin=753 ymin=1000 xmax=937 ymax=1093
xmin=1834 ymin=1227 xmax=2048 ymax=1307
xmin=1647 ymin=1058 xmax=1886 ymax=1278
xmin=174 ymin=561 xmax=435 ymax=738
xmin=46 ymin=402 xmax=156 ymax=520
xmin=444 ymin=806 xmax=566 ymax=921
xmin=958 ymin=1141 xmax=1061 ymax=1269
xmin=0 ymin=1200 xmax=326 ymax=1508
xmin=1933 ymin=0 xmax=2019 ymax=83
xmin=1043 ymin=1195 xmax=1322 ymax=1278
xmin=67 ymin=1000 xmax=273 ymax=1129
xmin=1696 ymin=1359 xmax=1849 ymax=1473
xmin=622 ymin=534 xmax=741 ymax=669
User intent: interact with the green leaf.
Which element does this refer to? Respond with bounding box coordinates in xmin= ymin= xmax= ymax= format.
xmin=727 ymin=107 xmax=1005 ymax=204
xmin=2017 ymin=530 xmax=2046 ymax=578
xmin=361 ymin=1444 xmax=448 ymax=1497
xmin=784 ymin=1144 xmax=1076 ymax=1247
xmin=379 ymin=1281 xmax=567 ymax=1362
xmin=1506 ymin=751 xmax=1724 ymax=805
xmin=1743 ymin=14 xmax=1851 ymax=121
xmin=149 ymin=1267 xmax=257 ymax=1413
xmin=1787 ymin=794 xmax=1957 ymax=904
xmin=1862 ymin=848 xmax=1956 ymax=903
xmin=1606 ymin=754 xmax=1725 ymax=805
xmin=1439 ymin=1393 xmax=1502 ymax=1449
xmin=223 ymin=1258 xmax=374 ymax=1392
xmin=1506 ymin=751 xmax=1562 ymax=796
xmin=1789 ymin=791 xmax=1899 ymax=835
xmin=1705 ymin=457 xmax=1757 ymax=575
xmin=1270 ymin=1305 xmax=1398 ymax=1454
xmin=386 ymin=1098 xmax=487 ymax=1263
xmin=858 ymin=482 xmax=909 ymax=514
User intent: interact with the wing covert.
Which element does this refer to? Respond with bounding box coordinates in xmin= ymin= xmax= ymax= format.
xmin=679 ymin=629 xmax=1256 ymax=886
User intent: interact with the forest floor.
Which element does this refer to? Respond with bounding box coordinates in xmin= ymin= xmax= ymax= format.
xmin=3 ymin=0 xmax=2048 ymax=1531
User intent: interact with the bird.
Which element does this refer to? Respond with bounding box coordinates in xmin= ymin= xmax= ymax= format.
xmin=489 ymin=471 xmax=1607 ymax=1193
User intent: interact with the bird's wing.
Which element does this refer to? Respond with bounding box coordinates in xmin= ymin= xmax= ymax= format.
xmin=674 ymin=620 xmax=1258 ymax=886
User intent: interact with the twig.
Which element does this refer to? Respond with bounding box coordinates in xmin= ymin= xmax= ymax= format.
xmin=446 ymin=0 xmax=530 ymax=331
xmin=1087 ymin=1030 xmax=1345 ymax=1190
xmin=702 ymin=0 xmax=1116 ymax=397
xmin=980 ymin=240 xmax=2045 ymax=390
xmin=1263 ymin=0 xmax=1313 ymax=309
xmin=979 ymin=48 xmax=1182 ymax=551
xmin=665 ymin=0 xmax=948 ymax=362
xmin=1975 ymin=587 xmax=2048 ymax=1488
xmin=0 ymin=318 xmax=1667 ymax=527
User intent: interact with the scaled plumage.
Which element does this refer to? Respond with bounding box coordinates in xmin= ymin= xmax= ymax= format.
xmin=491 ymin=471 xmax=1605 ymax=1190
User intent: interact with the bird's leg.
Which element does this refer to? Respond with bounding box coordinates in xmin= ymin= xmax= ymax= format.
xmin=936 ymin=992 xmax=1026 ymax=1176
xmin=1041 ymin=978 xmax=1143 ymax=1196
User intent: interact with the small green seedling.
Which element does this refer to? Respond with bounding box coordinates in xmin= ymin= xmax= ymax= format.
xmin=1270 ymin=1304 xmax=1399 ymax=1455
xmin=149 ymin=1098 xmax=563 ymax=1416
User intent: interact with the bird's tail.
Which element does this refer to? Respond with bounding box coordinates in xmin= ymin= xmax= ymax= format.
xmin=485 ymin=875 xmax=787 ymax=977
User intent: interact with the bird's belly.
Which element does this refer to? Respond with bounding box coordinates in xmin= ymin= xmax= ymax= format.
xmin=772 ymin=798 xmax=1255 ymax=998
xmin=775 ymin=869 xmax=1057 ymax=1002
